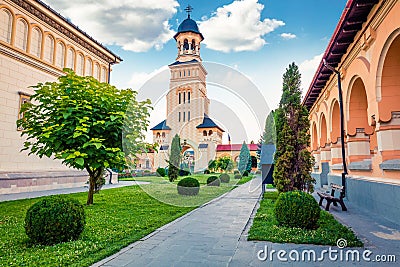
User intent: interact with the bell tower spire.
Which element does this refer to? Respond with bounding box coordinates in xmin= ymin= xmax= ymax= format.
xmin=173 ymin=6 xmax=204 ymax=62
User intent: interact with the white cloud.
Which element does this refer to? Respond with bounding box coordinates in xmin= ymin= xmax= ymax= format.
xmin=198 ymin=0 xmax=284 ymax=52
xmin=280 ymin=33 xmax=296 ymax=40
xmin=299 ymin=53 xmax=323 ymax=92
xmin=128 ymin=66 xmax=169 ymax=90
xmin=41 ymin=0 xmax=179 ymax=52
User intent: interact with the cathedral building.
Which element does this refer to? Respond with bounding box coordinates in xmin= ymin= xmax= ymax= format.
xmin=0 ymin=0 xmax=121 ymax=193
xmin=150 ymin=10 xmax=224 ymax=173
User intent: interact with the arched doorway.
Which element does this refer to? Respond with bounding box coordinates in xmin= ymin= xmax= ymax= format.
xmin=181 ymin=146 xmax=195 ymax=174
xmin=379 ymin=33 xmax=400 ymax=122
xmin=347 ymin=77 xmax=372 ymax=163
xmin=320 ymin=114 xmax=327 ymax=147
xmin=330 ymin=101 xmax=340 ymax=144
xmin=311 ymin=122 xmax=318 ymax=151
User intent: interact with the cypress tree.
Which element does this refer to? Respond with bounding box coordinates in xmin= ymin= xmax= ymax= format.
xmin=238 ymin=141 xmax=251 ymax=174
xmin=167 ymin=134 xmax=181 ymax=182
xmin=273 ymin=62 xmax=314 ymax=193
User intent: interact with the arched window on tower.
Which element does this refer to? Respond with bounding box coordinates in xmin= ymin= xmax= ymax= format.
xmin=188 ymin=92 xmax=190 ymax=103
xmin=178 ymin=92 xmax=181 ymax=104
xmin=162 ymin=132 xmax=165 ymax=138
xmin=188 ymin=111 xmax=190 ymax=121
xmin=156 ymin=132 xmax=161 ymax=138
xmin=203 ymin=130 xmax=207 ymax=136
xmin=183 ymin=39 xmax=189 ymax=51
xmin=0 ymin=9 xmax=12 ymax=44
xmin=208 ymin=130 xmax=213 ymax=136
xmin=191 ymin=39 xmax=195 ymax=51
xmin=183 ymin=92 xmax=186 ymax=103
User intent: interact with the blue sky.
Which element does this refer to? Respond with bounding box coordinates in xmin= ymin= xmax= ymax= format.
xmin=43 ymin=0 xmax=347 ymax=143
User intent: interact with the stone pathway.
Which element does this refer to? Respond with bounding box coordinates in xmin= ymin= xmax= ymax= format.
xmin=93 ymin=176 xmax=400 ymax=267
xmin=93 ymin=178 xmax=263 ymax=267
xmin=0 ymin=181 xmax=148 ymax=202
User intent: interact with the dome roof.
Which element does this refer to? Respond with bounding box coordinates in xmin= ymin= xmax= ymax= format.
xmin=174 ymin=17 xmax=204 ymax=40
xmin=178 ymin=18 xmax=200 ymax=33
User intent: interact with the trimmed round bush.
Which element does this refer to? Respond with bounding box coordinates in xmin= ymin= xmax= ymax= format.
xmin=179 ymin=169 xmax=191 ymax=176
xmin=242 ymin=170 xmax=249 ymax=177
xmin=233 ymin=170 xmax=240 ymax=175
xmin=234 ymin=174 xmax=242 ymax=179
xmin=206 ymin=176 xmax=220 ymax=186
xmin=25 ymin=196 xmax=85 ymax=245
xmin=156 ymin=167 xmax=166 ymax=177
xmin=177 ymin=177 xmax=200 ymax=196
xmin=204 ymin=169 xmax=211 ymax=174
xmin=274 ymin=190 xmax=320 ymax=230
xmin=219 ymin=173 xmax=230 ymax=183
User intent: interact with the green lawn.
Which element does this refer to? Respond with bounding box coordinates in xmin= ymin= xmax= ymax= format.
xmin=248 ymin=192 xmax=363 ymax=247
xmin=0 ymin=174 xmax=254 ymax=266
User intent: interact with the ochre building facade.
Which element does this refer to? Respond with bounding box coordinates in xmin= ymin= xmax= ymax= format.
xmin=304 ymin=0 xmax=400 ymax=223
xmin=0 ymin=0 xmax=121 ymax=193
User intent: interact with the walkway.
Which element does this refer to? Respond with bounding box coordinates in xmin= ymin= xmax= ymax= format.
xmin=0 ymin=181 xmax=148 ymax=202
xmin=93 ymin=177 xmax=400 ymax=267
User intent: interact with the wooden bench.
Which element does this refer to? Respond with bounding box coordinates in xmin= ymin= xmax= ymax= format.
xmin=317 ymin=183 xmax=347 ymax=211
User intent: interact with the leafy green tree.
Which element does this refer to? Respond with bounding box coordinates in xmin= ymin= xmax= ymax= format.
xmin=167 ymin=134 xmax=181 ymax=182
xmin=17 ymin=70 xmax=151 ymax=205
xmin=216 ymin=156 xmax=233 ymax=172
xmin=208 ymin=159 xmax=217 ymax=172
xmin=238 ymin=141 xmax=251 ymax=174
xmin=273 ymin=63 xmax=314 ymax=193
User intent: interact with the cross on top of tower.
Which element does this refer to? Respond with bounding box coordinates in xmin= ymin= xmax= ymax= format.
xmin=185 ymin=5 xmax=193 ymax=18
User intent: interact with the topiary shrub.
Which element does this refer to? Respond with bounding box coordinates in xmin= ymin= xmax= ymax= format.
xmin=234 ymin=170 xmax=239 ymax=175
xmin=156 ymin=167 xmax=166 ymax=177
xmin=242 ymin=170 xmax=249 ymax=177
xmin=234 ymin=174 xmax=242 ymax=179
xmin=177 ymin=177 xmax=200 ymax=196
xmin=179 ymin=169 xmax=191 ymax=176
xmin=206 ymin=176 xmax=220 ymax=186
xmin=204 ymin=169 xmax=211 ymax=174
xmin=219 ymin=173 xmax=230 ymax=183
xmin=25 ymin=196 xmax=85 ymax=245
xmin=274 ymin=190 xmax=320 ymax=230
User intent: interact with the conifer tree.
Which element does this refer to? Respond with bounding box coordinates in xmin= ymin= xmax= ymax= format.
xmin=167 ymin=134 xmax=181 ymax=182
xmin=273 ymin=62 xmax=314 ymax=192
xmin=238 ymin=141 xmax=251 ymax=174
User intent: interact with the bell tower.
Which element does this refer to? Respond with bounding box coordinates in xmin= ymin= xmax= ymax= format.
xmin=151 ymin=6 xmax=223 ymax=172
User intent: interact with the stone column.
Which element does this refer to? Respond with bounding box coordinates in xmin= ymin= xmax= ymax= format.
xmin=320 ymin=144 xmax=331 ymax=163
xmin=377 ymin=111 xmax=400 ymax=169
xmin=347 ymin=128 xmax=371 ymax=170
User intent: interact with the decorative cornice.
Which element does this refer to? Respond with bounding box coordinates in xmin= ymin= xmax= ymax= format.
xmin=9 ymin=0 xmax=121 ymax=63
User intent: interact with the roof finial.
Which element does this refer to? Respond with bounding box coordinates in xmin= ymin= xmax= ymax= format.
xmin=185 ymin=4 xmax=193 ymax=19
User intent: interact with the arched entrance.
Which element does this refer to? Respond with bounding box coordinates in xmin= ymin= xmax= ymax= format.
xmin=347 ymin=77 xmax=372 ymax=164
xmin=181 ymin=145 xmax=195 ymax=173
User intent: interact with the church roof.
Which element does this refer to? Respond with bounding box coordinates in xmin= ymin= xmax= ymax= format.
xmin=150 ymin=120 xmax=171 ymax=131
xmin=196 ymin=114 xmax=224 ymax=132
xmin=173 ymin=16 xmax=204 ymax=41
xmin=169 ymin=59 xmax=199 ymax=66
xmin=217 ymin=144 xmax=259 ymax=152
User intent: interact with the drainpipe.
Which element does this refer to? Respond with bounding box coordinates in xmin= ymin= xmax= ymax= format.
xmin=323 ymin=59 xmax=348 ymax=197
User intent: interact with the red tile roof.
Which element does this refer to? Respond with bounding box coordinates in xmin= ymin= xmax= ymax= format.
xmin=216 ymin=144 xmax=258 ymax=151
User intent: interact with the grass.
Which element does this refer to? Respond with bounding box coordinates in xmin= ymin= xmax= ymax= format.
xmin=248 ymin=191 xmax=363 ymax=247
xmin=0 ymin=174 xmax=255 ymax=266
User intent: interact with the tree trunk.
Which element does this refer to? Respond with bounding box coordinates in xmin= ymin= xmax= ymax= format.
xmin=87 ymin=173 xmax=95 ymax=205
xmin=86 ymin=167 xmax=102 ymax=205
